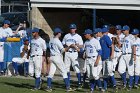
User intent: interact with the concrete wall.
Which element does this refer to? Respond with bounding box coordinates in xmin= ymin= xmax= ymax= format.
xmin=31 ymin=7 xmax=54 ymax=37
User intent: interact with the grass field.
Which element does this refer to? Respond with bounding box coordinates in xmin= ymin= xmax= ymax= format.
xmin=0 ymin=76 xmax=140 ymax=93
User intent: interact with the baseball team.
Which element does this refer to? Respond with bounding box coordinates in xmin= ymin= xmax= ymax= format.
xmin=0 ymin=20 xmax=140 ymax=93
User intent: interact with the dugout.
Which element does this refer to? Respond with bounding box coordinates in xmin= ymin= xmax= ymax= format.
xmin=30 ymin=0 xmax=140 ymax=37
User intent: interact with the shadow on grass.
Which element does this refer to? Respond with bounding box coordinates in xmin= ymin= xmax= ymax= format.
xmin=2 ymin=82 xmax=34 ymax=89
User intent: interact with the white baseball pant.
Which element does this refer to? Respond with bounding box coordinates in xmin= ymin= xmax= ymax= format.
xmin=0 ymin=42 xmax=4 ymax=62
xmin=85 ymin=57 xmax=100 ymax=80
xmin=134 ymin=56 xmax=140 ymax=76
xmin=29 ymin=56 xmax=42 ymax=78
xmin=29 ymin=57 xmax=34 ymax=77
xmin=103 ymin=59 xmax=114 ymax=78
xmin=48 ymin=55 xmax=67 ymax=78
xmin=118 ymin=54 xmax=134 ymax=76
xmin=65 ymin=52 xmax=80 ymax=73
xmin=112 ymin=51 xmax=122 ymax=71
xmin=12 ymin=57 xmax=29 ymax=63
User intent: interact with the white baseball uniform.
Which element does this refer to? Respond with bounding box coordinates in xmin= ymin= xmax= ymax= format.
xmin=48 ymin=37 xmax=67 ymax=79
xmin=107 ymin=33 xmax=114 ymax=41
xmin=118 ymin=33 xmax=125 ymax=44
xmin=112 ymin=33 xmax=124 ymax=71
xmin=95 ymin=37 xmax=103 ymax=78
xmin=84 ymin=37 xmax=102 ymax=80
xmin=133 ymin=37 xmax=140 ymax=76
xmin=118 ymin=34 xmax=135 ymax=76
xmin=62 ymin=33 xmax=83 ymax=73
xmin=17 ymin=30 xmax=27 ymax=38
xmin=29 ymin=36 xmax=46 ymax=78
xmin=12 ymin=45 xmax=30 ymax=63
xmin=0 ymin=27 xmax=13 ymax=62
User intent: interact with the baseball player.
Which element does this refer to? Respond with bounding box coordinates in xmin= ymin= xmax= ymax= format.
xmin=131 ymin=29 xmax=140 ymax=89
xmin=12 ymin=37 xmax=30 ymax=76
xmin=115 ymin=25 xmax=125 ymax=44
xmin=0 ymin=20 xmax=13 ymax=75
xmin=14 ymin=21 xmax=28 ymax=38
xmin=98 ymin=27 xmax=117 ymax=92
xmin=46 ymin=28 xmax=73 ymax=92
xmin=112 ymin=25 xmax=124 ymax=72
xmin=62 ymin=24 xmax=83 ymax=88
xmin=83 ymin=29 xmax=102 ymax=92
xmin=94 ymin=28 xmax=103 ymax=74
xmin=103 ymin=25 xmax=114 ymax=40
xmin=118 ymin=25 xmax=135 ymax=91
xmin=0 ymin=20 xmax=13 ymax=37
xmin=30 ymin=27 xmax=46 ymax=90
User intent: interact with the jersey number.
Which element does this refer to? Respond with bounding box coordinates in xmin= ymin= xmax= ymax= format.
xmin=50 ymin=43 xmax=54 ymax=50
xmin=89 ymin=49 xmax=93 ymax=53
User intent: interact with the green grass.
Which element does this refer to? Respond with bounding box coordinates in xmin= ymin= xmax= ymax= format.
xmin=0 ymin=76 xmax=140 ymax=93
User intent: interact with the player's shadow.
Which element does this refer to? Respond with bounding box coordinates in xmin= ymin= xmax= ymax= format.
xmin=2 ymin=82 xmax=34 ymax=89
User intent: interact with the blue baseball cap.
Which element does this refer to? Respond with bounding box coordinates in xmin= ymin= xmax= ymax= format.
xmin=3 ymin=20 xmax=10 ymax=24
xmin=131 ymin=29 xmax=139 ymax=35
xmin=122 ymin=25 xmax=130 ymax=31
xmin=103 ymin=25 xmax=110 ymax=30
xmin=54 ymin=27 xmax=63 ymax=33
xmin=83 ymin=29 xmax=93 ymax=35
xmin=23 ymin=37 xmax=29 ymax=41
xmin=69 ymin=24 xmax=77 ymax=29
xmin=116 ymin=25 xmax=122 ymax=30
xmin=102 ymin=28 xmax=108 ymax=33
xmin=94 ymin=28 xmax=102 ymax=34
xmin=32 ymin=27 xmax=39 ymax=33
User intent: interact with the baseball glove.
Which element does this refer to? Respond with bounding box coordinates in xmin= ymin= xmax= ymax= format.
xmin=23 ymin=45 xmax=28 ymax=52
xmin=112 ymin=37 xmax=119 ymax=45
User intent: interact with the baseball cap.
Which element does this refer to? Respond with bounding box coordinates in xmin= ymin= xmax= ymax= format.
xmin=103 ymin=25 xmax=110 ymax=30
xmin=32 ymin=27 xmax=39 ymax=33
xmin=83 ymin=29 xmax=93 ymax=35
xmin=122 ymin=25 xmax=130 ymax=31
xmin=69 ymin=24 xmax=77 ymax=29
xmin=131 ymin=29 xmax=139 ymax=35
xmin=3 ymin=20 xmax=10 ymax=25
xmin=54 ymin=27 xmax=63 ymax=33
xmin=116 ymin=25 xmax=122 ymax=30
xmin=23 ymin=37 xmax=29 ymax=41
xmin=102 ymin=27 xmax=108 ymax=33
xmin=94 ymin=28 xmax=102 ymax=34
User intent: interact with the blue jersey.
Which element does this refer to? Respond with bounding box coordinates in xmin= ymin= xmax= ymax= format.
xmin=100 ymin=35 xmax=112 ymax=61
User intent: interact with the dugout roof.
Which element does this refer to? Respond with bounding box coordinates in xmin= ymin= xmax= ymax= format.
xmin=30 ymin=0 xmax=140 ymax=10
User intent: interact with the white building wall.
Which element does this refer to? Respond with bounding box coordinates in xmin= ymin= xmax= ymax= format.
xmin=30 ymin=0 xmax=140 ymax=10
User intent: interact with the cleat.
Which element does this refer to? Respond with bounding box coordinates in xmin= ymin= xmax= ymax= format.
xmin=30 ymin=88 xmax=39 ymax=91
xmin=101 ymin=88 xmax=107 ymax=93
xmin=90 ymin=88 xmax=94 ymax=93
xmin=66 ymin=87 xmax=74 ymax=92
xmin=99 ymin=88 xmax=104 ymax=92
xmin=127 ymin=87 xmax=132 ymax=91
xmin=14 ymin=72 xmax=19 ymax=76
xmin=24 ymin=73 xmax=29 ymax=77
xmin=45 ymin=87 xmax=52 ymax=92
xmin=77 ymin=84 xmax=83 ymax=90
xmin=122 ymin=85 xmax=126 ymax=89
xmin=134 ymin=85 xmax=139 ymax=89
